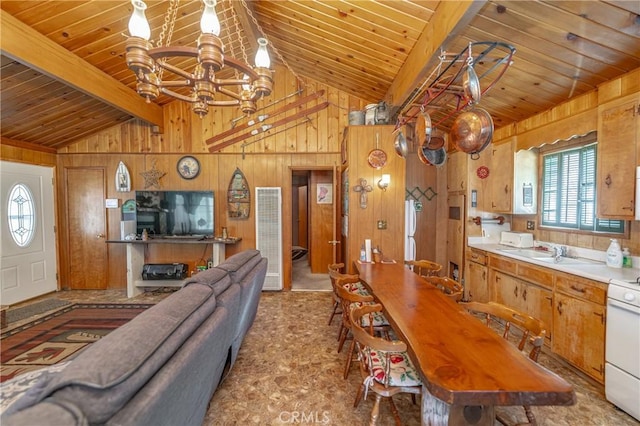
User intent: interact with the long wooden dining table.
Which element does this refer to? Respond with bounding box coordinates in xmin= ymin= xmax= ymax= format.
xmin=355 ymin=261 xmax=576 ymax=425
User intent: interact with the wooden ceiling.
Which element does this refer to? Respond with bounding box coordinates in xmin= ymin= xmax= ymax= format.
xmin=1 ymin=0 xmax=639 ymax=150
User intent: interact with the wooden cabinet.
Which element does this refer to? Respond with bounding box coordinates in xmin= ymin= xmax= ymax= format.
xmin=341 ymin=125 xmax=406 ymax=273
xmin=447 ymin=150 xmax=467 ymax=193
xmin=465 ymin=249 xmax=488 ymax=302
xmin=487 ymin=141 xmax=514 ymax=212
xmin=596 ymin=92 xmax=640 ymax=219
xmin=553 ymin=272 xmax=607 ymax=383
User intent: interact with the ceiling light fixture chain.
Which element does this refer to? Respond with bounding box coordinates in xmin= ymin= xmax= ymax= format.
xmin=126 ymin=0 xmax=273 ymax=118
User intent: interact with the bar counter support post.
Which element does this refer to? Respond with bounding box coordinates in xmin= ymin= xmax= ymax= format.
xmin=421 ymin=385 xmax=495 ymax=425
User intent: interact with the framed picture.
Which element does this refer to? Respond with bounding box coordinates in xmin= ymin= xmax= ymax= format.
xmin=317 ymin=183 xmax=332 ymax=204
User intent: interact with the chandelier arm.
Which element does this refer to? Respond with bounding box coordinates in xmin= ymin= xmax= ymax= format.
xmin=160 ymin=88 xmax=198 ymax=103
xmin=217 ymin=87 xmax=243 ymax=101
xmin=155 ymin=63 xmax=195 ymax=82
xmin=207 ymin=100 xmax=243 ymax=107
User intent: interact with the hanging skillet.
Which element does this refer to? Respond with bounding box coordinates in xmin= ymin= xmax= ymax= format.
xmin=393 ymin=130 xmax=408 ymax=158
xmin=463 ymin=58 xmax=481 ymax=105
xmin=451 ymin=107 xmax=494 ymax=158
xmin=368 ymin=132 xmax=388 ymax=169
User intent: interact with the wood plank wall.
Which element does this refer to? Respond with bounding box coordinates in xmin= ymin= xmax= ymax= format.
xmin=50 ymin=65 xmax=375 ymax=290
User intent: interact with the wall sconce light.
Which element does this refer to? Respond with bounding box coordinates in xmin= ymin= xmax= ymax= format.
xmin=378 ymin=174 xmax=391 ymax=191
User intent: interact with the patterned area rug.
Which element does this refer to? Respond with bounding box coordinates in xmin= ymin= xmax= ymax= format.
xmin=0 ymin=303 xmax=153 ymax=382
xmin=5 ymin=299 xmax=72 ymax=325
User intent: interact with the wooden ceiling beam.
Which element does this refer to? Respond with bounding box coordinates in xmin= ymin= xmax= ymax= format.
xmin=0 ymin=10 xmax=164 ymax=131
xmin=385 ymin=1 xmax=487 ymax=109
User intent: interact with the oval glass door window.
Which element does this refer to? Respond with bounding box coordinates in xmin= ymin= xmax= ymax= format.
xmin=7 ymin=183 xmax=36 ymax=247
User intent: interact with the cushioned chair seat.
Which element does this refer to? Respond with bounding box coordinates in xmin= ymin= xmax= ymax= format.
xmin=365 ymin=348 xmax=422 ymax=387
xmin=344 ymin=281 xmax=370 ymax=296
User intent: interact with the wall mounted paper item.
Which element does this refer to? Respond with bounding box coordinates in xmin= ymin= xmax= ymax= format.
xmin=317 ymin=183 xmax=332 ymax=204
xmin=227 ymin=167 xmax=250 ymax=219
xmin=115 ymin=161 xmax=131 ymax=192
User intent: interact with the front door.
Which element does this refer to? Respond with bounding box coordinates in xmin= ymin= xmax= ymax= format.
xmin=1 ymin=161 xmax=57 ymax=304
xmin=65 ymin=167 xmax=108 ymax=289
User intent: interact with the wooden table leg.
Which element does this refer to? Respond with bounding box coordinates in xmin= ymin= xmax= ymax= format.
xmin=421 ymin=385 xmax=495 ymax=425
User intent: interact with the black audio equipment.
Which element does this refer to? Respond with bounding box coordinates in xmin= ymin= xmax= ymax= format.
xmin=142 ymin=263 xmax=189 ymax=280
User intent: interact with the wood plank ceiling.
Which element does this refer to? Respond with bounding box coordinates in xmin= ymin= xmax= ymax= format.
xmin=1 ymin=0 xmax=639 ymax=150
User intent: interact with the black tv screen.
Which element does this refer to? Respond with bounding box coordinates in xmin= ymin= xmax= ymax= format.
xmin=135 ymin=190 xmax=215 ymax=237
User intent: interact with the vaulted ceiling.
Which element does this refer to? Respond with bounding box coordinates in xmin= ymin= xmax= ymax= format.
xmin=1 ymin=1 xmax=639 ymax=150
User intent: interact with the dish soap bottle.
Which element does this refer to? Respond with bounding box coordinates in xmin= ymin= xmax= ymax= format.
xmin=606 ymin=239 xmax=623 ymax=268
xmin=360 ymin=245 xmax=366 ymax=262
xmin=622 ymin=248 xmax=633 ymax=268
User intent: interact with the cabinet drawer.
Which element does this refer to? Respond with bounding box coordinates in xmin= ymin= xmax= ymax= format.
xmin=555 ymin=274 xmax=607 ymax=305
xmin=488 ymin=254 xmax=517 ymax=274
xmin=467 ymin=249 xmax=487 ymax=266
xmin=517 ymin=263 xmax=554 ymax=290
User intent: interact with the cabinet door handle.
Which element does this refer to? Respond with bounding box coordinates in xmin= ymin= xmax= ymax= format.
xmin=605 ymin=174 xmax=612 ymax=187
xmin=593 ymin=311 xmax=605 ymax=324
xmin=522 ymin=288 xmax=527 ymax=301
xmin=570 ymin=285 xmax=586 ymax=293
xmin=513 ymin=285 xmax=518 ymax=298
xmin=557 ymin=301 xmax=563 ymax=315
xmin=482 ymin=271 xmax=486 ymax=280
xmin=504 ymin=184 xmax=509 ymax=194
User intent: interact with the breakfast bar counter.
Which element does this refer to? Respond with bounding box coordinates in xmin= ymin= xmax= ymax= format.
xmin=355 ymin=261 xmax=575 ymax=425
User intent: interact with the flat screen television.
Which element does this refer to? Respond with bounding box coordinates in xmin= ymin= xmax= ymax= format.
xmin=135 ymin=190 xmax=215 ymax=237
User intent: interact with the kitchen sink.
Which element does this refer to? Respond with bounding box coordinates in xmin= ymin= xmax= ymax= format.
xmin=496 ymin=248 xmax=554 ymax=259
xmin=534 ymin=256 xmax=602 ymax=265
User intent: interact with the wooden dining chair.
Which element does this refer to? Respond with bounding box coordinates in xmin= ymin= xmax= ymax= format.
xmin=350 ymin=303 xmax=422 ymax=425
xmin=327 ymin=263 xmax=345 ymax=326
xmin=405 ymin=259 xmax=442 ymax=278
xmin=460 ymin=301 xmax=546 ymax=426
xmin=421 ymin=276 xmax=464 ymax=302
xmin=334 ymin=274 xmax=390 ymax=379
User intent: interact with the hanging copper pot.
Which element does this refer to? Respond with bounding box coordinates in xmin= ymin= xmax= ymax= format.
xmin=450 ymin=107 xmax=494 ymax=157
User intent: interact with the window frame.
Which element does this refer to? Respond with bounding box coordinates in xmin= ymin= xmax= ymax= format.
xmin=538 ymin=134 xmax=628 ymax=238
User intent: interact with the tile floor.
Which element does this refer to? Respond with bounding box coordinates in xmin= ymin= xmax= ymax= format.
xmin=4 ymin=289 xmax=639 ymax=426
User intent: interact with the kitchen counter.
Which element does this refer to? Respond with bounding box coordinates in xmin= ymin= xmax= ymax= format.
xmin=468 ymin=242 xmax=640 ymax=284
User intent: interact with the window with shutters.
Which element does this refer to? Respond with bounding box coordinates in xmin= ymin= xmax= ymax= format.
xmin=541 ymin=139 xmax=624 ymax=234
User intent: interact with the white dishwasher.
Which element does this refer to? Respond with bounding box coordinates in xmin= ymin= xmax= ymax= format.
xmin=605 ymin=277 xmax=640 ymax=421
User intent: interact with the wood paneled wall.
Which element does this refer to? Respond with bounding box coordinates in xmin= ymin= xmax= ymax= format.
xmin=51 ymin=65 xmax=369 ymax=290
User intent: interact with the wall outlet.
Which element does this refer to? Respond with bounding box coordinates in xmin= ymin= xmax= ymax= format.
xmin=526 ymin=220 xmax=535 ymax=230
xmin=377 ymin=220 xmax=387 ymax=230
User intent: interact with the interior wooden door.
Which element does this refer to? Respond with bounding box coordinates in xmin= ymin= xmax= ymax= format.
xmin=309 ymin=170 xmax=333 ymax=273
xmin=297 ymin=185 xmax=308 ymax=250
xmin=65 ymin=167 xmax=108 ymax=289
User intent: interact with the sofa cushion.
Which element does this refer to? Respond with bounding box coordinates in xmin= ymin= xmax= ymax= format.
xmin=5 ymin=284 xmax=217 ymax=424
xmin=215 ymin=249 xmax=262 ymax=283
xmin=1 ymin=400 xmax=87 ymax=426
xmin=182 ymin=267 xmax=232 ymax=296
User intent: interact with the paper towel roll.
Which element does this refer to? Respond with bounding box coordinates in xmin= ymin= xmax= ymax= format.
xmin=365 ymin=239 xmax=372 ymax=263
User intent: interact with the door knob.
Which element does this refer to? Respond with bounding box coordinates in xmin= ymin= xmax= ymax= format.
xmin=96 ymin=233 xmax=105 ymax=239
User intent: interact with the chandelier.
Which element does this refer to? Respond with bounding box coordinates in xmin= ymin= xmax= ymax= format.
xmin=125 ymin=0 xmax=273 ymax=118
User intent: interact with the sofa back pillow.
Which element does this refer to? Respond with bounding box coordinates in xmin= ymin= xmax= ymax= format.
xmin=215 ymin=250 xmax=262 ymax=283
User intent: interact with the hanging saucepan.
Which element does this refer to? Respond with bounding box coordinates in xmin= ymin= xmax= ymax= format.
xmin=417 ymin=143 xmax=447 ymax=167
xmin=393 ymin=130 xmax=408 ymax=158
xmin=450 ymin=107 xmax=494 ymax=159
xmin=426 ymin=127 xmax=445 ymax=150
xmin=463 ymin=60 xmax=481 ymax=105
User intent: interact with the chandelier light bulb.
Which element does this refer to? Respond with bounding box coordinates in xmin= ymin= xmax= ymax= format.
xmin=242 ymin=74 xmax=251 ymax=91
xmin=255 ymin=38 xmax=271 ymax=68
xmin=128 ymin=0 xmax=151 ymax=40
xmin=201 ymin=0 xmax=221 ymax=36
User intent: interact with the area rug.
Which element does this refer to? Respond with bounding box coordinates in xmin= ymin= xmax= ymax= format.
xmin=0 ymin=303 xmax=153 ymax=383
xmin=5 ymin=299 xmax=72 ymax=325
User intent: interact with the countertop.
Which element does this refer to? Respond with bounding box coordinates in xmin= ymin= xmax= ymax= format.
xmin=467 ymin=242 xmax=640 ymax=285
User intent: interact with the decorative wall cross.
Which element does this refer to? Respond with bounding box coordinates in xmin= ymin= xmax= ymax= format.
xmin=353 ymin=178 xmax=373 ymax=209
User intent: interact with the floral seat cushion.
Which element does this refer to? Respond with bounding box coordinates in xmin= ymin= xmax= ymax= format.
xmin=343 ymin=281 xmax=370 ymax=296
xmin=365 ymin=349 xmax=422 ymax=387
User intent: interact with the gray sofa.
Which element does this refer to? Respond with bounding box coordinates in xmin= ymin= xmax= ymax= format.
xmin=1 ymin=249 xmax=268 ymax=426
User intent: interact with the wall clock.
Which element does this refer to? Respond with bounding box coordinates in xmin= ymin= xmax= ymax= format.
xmin=177 ymin=156 xmax=200 ymax=179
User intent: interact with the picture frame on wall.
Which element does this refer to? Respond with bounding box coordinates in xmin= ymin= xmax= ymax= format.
xmin=317 ymin=183 xmax=332 ymax=204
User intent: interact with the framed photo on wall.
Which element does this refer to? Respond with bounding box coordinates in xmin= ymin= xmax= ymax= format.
xmin=317 ymin=183 xmax=332 ymax=204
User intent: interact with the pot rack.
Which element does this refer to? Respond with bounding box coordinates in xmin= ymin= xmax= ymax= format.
xmin=394 ymin=41 xmax=516 ymax=132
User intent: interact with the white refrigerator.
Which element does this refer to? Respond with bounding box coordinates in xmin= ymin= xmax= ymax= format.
xmin=404 ymin=200 xmax=417 ymax=263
